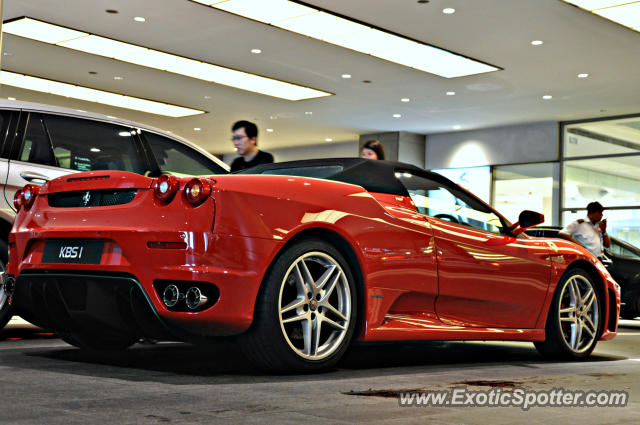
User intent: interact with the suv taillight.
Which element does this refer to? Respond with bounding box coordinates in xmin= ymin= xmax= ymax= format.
xmin=153 ymin=174 xmax=179 ymax=203
xmin=184 ymin=178 xmax=211 ymax=206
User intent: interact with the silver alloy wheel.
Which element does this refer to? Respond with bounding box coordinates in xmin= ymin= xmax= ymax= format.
xmin=558 ymin=274 xmax=599 ymax=354
xmin=278 ymin=251 xmax=351 ymax=361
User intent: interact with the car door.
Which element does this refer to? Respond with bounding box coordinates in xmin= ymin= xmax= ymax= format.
xmin=0 ymin=109 xmax=21 ymax=223
xmin=396 ymin=171 xmax=552 ymax=329
xmin=4 ymin=112 xmax=71 ymax=211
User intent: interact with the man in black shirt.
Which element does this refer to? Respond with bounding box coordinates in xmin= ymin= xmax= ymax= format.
xmin=230 ymin=120 xmax=274 ymax=172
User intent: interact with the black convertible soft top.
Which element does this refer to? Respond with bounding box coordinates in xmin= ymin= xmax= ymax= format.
xmin=236 ymin=158 xmax=453 ymax=197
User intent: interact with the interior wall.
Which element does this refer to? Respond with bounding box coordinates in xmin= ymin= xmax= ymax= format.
xmin=426 ymin=122 xmax=559 ymax=169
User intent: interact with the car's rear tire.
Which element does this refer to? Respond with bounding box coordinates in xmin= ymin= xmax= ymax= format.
xmin=535 ymin=268 xmax=602 ymax=359
xmin=0 ymin=239 xmax=12 ymax=330
xmin=58 ymin=331 xmax=138 ymax=351
xmin=238 ymin=238 xmax=357 ymax=373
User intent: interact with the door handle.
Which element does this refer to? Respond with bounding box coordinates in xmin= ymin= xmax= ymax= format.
xmin=20 ymin=171 xmax=50 ymax=184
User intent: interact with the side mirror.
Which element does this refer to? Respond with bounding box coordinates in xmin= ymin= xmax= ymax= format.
xmin=510 ymin=210 xmax=545 ymax=236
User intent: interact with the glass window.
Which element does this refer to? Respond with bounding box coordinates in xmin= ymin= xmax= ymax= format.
xmin=563 ymin=156 xmax=640 ymax=209
xmin=20 ymin=114 xmax=56 ymax=166
xmin=564 ymin=118 xmax=640 ymax=158
xmin=563 ymin=209 xmax=640 ymax=248
xmin=144 ymin=132 xmax=226 ymax=175
xmin=40 ymin=114 xmax=146 ymax=173
xmin=493 ymin=163 xmax=558 ymax=225
xmin=397 ymin=172 xmax=507 ymax=235
xmin=431 ymin=166 xmax=491 ymax=203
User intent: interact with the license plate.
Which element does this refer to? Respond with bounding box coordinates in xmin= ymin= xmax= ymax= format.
xmin=42 ymin=240 xmax=104 ymax=264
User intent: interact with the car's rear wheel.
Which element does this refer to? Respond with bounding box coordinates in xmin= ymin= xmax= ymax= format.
xmin=58 ymin=331 xmax=138 ymax=351
xmin=0 ymin=240 xmax=12 ymax=330
xmin=239 ymin=238 xmax=357 ymax=373
xmin=535 ymin=268 xmax=602 ymax=359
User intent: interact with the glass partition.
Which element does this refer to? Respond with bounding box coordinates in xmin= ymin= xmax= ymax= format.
xmin=493 ymin=163 xmax=558 ymax=225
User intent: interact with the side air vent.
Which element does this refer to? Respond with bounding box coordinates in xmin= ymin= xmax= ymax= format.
xmin=48 ymin=189 xmax=137 ymax=207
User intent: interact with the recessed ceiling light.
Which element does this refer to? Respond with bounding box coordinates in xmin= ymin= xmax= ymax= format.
xmin=3 ymin=17 xmax=331 ymax=101
xmin=0 ymin=70 xmax=205 ymax=117
xmin=7 ymin=97 xmax=16 ymax=101
xmin=90 ymin=147 xmax=101 ymax=152
xmin=446 ymin=91 xmax=456 ymax=96
xmin=251 ymin=48 xmax=262 ymax=54
xmin=266 ymin=128 xmax=274 ymax=132
xmin=531 ymin=40 xmax=544 ymax=46
xmin=134 ymin=16 xmax=146 ymax=22
xmin=193 ymin=127 xmax=201 ymax=131
xmin=305 ymin=111 xmax=313 ymax=115
xmin=204 ymin=1 xmax=498 ymax=78
xmin=542 ymin=95 xmax=553 ymax=100
xmin=578 ymin=73 xmax=589 ymax=78
xmin=325 ymin=138 xmax=333 ymax=142
xmin=113 ymin=76 xmax=124 ymax=80
xmin=393 ymin=113 xmax=402 ymax=118
xmin=401 ymin=98 xmax=410 ymax=102
xmin=341 ymin=74 xmax=352 ymax=79
xmin=453 ymin=125 xmax=462 ymax=130
xmin=204 ymin=95 xmax=212 ymax=99
xmin=442 ymin=8 xmax=456 ymax=14
xmin=269 ymin=115 xmax=278 ymax=120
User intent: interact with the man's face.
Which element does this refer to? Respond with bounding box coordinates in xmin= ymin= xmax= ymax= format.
xmin=232 ymin=127 xmax=255 ymax=155
xmin=588 ymin=211 xmax=603 ymax=223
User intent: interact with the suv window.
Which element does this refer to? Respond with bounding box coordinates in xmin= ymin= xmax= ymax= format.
xmin=20 ymin=113 xmax=146 ymax=173
xmin=397 ymin=171 xmax=507 ymax=235
xmin=609 ymin=239 xmax=640 ymax=258
xmin=144 ymin=131 xmax=226 ymax=175
xmin=21 ymin=114 xmax=56 ymax=166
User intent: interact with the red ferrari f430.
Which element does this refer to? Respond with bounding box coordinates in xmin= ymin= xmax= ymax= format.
xmin=6 ymin=159 xmax=619 ymax=372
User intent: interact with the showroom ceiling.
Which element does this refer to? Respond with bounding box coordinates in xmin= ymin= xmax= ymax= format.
xmin=2 ymin=0 xmax=640 ymax=154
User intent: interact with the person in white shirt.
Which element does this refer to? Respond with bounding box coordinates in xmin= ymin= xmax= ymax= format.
xmin=558 ymin=201 xmax=610 ymax=257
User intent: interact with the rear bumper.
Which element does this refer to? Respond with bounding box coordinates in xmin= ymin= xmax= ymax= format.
xmin=13 ymin=272 xmax=176 ymax=340
xmin=9 ymin=230 xmax=283 ymax=339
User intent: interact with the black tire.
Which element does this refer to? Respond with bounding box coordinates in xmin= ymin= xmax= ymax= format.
xmin=238 ymin=238 xmax=358 ymax=373
xmin=0 ymin=239 xmax=12 ymax=330
xmin=535 ymin=268 xmax=602 ymax=359
xmin=620 ymin=287 xmax=640 ymax=320
xmin=58 ymin=331 xmax=138 ymax=351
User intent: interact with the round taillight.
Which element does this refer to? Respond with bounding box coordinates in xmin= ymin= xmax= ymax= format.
xmin=153 ymin=174 xmax=179 ymax=203
xmin=22 ymin=184 xmax=39 ymax=209
xmin=13 ymin=189 xmax=25 ymax=211
xmin=184 ymin=178 xmax=211 ymax=206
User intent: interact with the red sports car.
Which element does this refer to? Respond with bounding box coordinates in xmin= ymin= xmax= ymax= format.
xmin=5 ymin=158 xmax=619 ymax=372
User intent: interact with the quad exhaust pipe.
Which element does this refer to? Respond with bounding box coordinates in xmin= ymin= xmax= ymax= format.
xmin=162 ymin=284 xmax=207 ymax=310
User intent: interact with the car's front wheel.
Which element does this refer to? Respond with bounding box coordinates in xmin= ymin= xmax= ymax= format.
xmin=535 ymin=268 xmax=602 ymax=359
xmin=239 ymin=238 xmax=357 ymax=373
